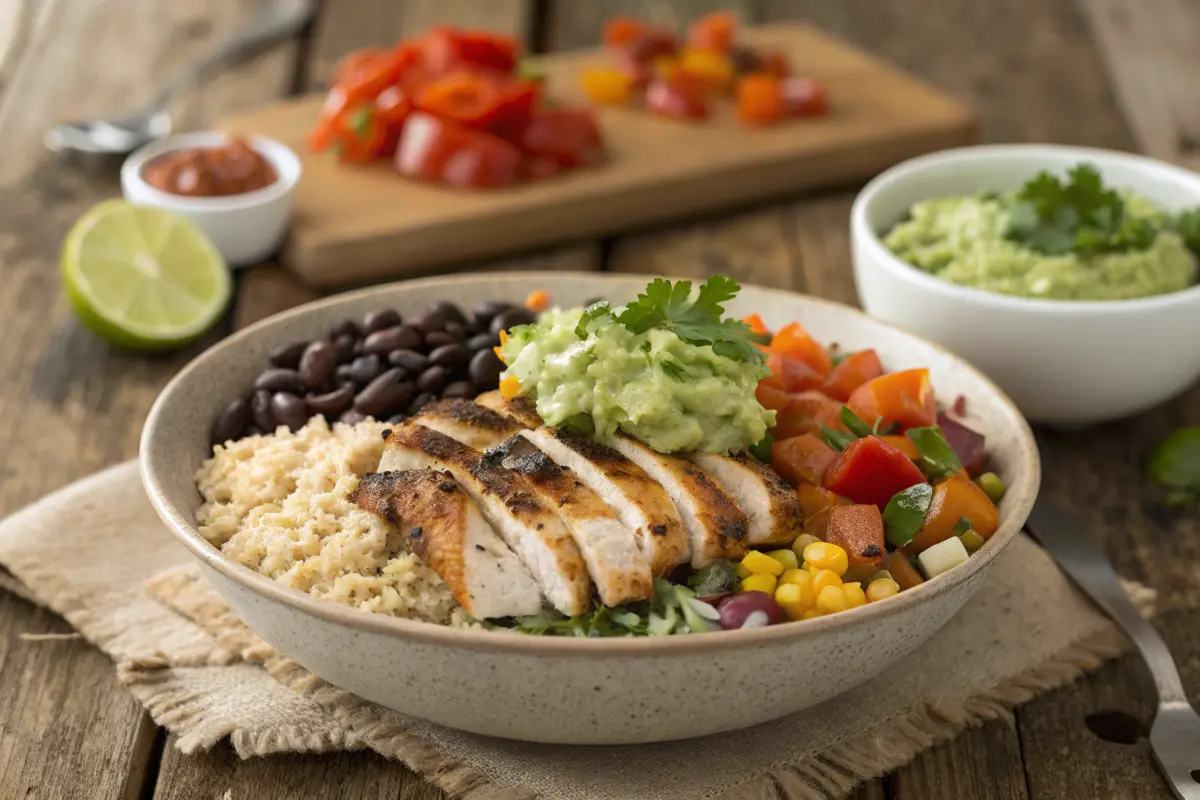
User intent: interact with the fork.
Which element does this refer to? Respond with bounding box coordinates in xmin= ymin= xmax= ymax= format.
xmin=1028 ymin=499 xmax=1200 ymax=800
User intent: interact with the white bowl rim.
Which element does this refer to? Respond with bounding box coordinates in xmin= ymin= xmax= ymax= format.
xmin=851 ymin=143 xmax=1200 ymax=314
xmin=140 ymin=271 xmax=1041 ymax=656
xmin=121 ymin=130 xmax=301 ymax=212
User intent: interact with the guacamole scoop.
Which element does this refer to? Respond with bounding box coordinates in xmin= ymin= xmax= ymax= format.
xmin=498 ymin=307 xmax=774 ymax=454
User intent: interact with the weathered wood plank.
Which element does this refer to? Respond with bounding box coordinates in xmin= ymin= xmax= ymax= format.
xmin=1080 ymin=0 xmax=1200 ymax=170
xmin=893 ymin=719 xmax=1030 ymax=800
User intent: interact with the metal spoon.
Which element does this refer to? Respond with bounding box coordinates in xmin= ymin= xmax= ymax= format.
xmin=1027 ymin=499 xmax=1200 ymax=800
xmin=44 ymin=0 xmax=317 ymax=155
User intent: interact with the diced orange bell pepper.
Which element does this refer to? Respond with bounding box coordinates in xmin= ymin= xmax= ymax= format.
xmin=797 ymin=483 xmax=850 ymax=519
xmin=823 ymin=349 xmax=884 ymax=402
xmin=603 ymin=16 xmax=647 ymax=48
xmin=772 ymin=390 xmax=844 ymax=440
xmin=825 ymin=504 xmax=887 ymax=583
xmin=678 ymin=47 xmax=736 ymax=92
xmin=823 ymin=436 xmax=928 ymax=509
xmin=772 ymin=433 xmax=837 ymax=487
xmin=580 ymin=65 xmax=635 ymax=105
xmin=770 ymin=322 xmax=832 ymax=378
xmin=525 ymin=290 xmax=549 ymax=312
xmin=878 ymin=434 xmax=920 ymax=460
xmin=762 ymin=353 xmax=824 ymax=393
xmin=906 ymin=476 xmax=999 ymax=554
xmin=847 ymin=368 xmax=937 ymax=431
xmin=755 ymin=382 xmax=789 ymax=413
xmin=499 ymin=375 xmax=521 ymax=399
xmin=415 ymin=71 xmax=505 ymax=130
xmin=737 ymin=73 xmax=784 ymax=126
xmin=889 ymin=550 xmax=925 ymax=590
xmin=688 ymin=11 xmax=737 ymax=53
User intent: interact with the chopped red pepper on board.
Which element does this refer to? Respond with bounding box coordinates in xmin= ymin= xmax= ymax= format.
xmin=823 ymin=436 xmax=928 ymax=509
xmin=396 ymin=111 xmax=522 ymax=189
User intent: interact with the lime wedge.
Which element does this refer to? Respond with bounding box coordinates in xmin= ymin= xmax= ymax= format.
xmin=61 ymin=200 xmax=232 ymax=351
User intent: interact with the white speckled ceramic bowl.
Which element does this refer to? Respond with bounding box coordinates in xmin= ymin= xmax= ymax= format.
xmin=140 ymin=272 xmax=1039 ymax=745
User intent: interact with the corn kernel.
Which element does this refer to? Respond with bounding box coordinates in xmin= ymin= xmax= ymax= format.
xmin=811 ymin=568 xmax=843 ymax=595
xmin=870 ymin=569 xmax=893 ymax=583
xmin=735 ymin=562 xmax=752 ymax=579
xmin=843 ymin=582 xmax=867 ymax=609
xmin=816 ymin=584 xmax=847 ymax=614
xmin=779 ymin=569 xmax=814 ymax=606
xmin=866 ymin=577 xmax=901 ymax=603
xmin=742 ymin=550 xmax=784 ymax=576
xmin=738 ymin=574 xmax=777 ymax=595
xmin=804 ymin=541 xmax=849 ymax=576
xmin=775 ymin=583 xmax=808 ymax=620
xmin=791 ymin=533 xmax=822 ymax=560
xmin=766 ymin=548 xmax=799 ymax=571
xmin=802 ymin=608 xmax=822 ymax=620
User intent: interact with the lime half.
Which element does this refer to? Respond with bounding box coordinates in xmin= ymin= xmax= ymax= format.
xmin=61 ymin=200 xmax=232 ymax=351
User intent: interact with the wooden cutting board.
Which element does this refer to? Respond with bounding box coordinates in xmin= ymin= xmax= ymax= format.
xmin=220 ymin=23 xmax=977 ymax=288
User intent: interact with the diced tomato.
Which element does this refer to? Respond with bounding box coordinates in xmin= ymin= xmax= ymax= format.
xmin=847 ymin=368 xmax=937 ymax=431
xmin=414 ymin=71 xmax=505 ymax=130
xmin=520 ymin=155 xmax=566 ymax=181
xmin=489 ymin=78 xmax=541 ymax=141
xmin=645 ymin=76 xmax=709 ymax=120
xmin=770 ymin=322 xmax=832 ymax=378
xmin=823 ymin=436 xmax=928 ymax=509
xmin=395 ymin=111 xmax=522 ymax=189
xmin=771 ymin=433 xmax=837 ymax=486
xmin=755 ymin=382 xmax=789 ymax=413
xmin=772 ymin=390 xmax=843 ymax=440
xmin=688 ymin=11 xmax=737 ymax=54
xmin=762 ymin=352 xmax=823 ymax=393
xmin=781 ymin=77 xmax=830 ymax=117
xmin=519 ymin=108 xmax=606 ymax=168
xmin=823 ymin=349 xmax=884 ymax=402
xmin=825 ymin=504 xmax=886 ymax=583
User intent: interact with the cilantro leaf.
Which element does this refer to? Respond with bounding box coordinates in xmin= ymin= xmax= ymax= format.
xmin=575 ymin=300 xmax=614 ymax=339
xmin=1172 ymin=208 xmax=1200 ymax=260
xmin=661 ymin=360 xmax=688 ymax=380
xmin=820 ymin=424 xmax=857 ymax=452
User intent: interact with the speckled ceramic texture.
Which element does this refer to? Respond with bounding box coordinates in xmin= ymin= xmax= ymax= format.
xmin=141 ymin=272 xmax=1040 ymax=745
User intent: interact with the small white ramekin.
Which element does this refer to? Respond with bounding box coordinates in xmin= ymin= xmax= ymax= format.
xmin=851 ymin=144 xmax=1200 ymax=426
xmin=121 ymin=131 xmax=301 ymax=267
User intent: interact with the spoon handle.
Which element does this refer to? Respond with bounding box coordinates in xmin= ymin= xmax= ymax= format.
xmin=149 ymin=0 xmax=317 ymax=111
xmin=1027 ymin=500 xmax=1189 ymax=706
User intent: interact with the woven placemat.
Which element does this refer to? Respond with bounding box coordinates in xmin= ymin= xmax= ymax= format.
xmin=0 ymin=461 xmax=1152 ymax=800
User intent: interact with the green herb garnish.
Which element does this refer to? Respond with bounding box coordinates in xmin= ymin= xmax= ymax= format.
xmin=661 ymin=359 xmax=689 ymax=380
xmin=821 ymin=406 xmax=886 ymax=451
xmin=687 ymin=560 xmax=737 ymax=596
xmin=883 ymin=483 xmax=934 ymax=547
xmin=840 ymin=406 xmax=875 ymax=438
xmin=820 ymin=424 xmax=857 ymax=452
xmin=906 ymin=426 xmax=963 ymax=480
xmin=748 ymin=433 xmax=774 ymax=463
xmin=952 ymin=516 xmax=972 ymax=535
xmin=1147 ymin=426 xmax=1200 ymax=507
xmin=1171 ymin=209 xmax=1200 ymax=260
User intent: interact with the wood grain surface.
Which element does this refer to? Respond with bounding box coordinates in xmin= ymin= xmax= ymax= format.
xmin=1 ymin=0 xmax=1198 ymax=798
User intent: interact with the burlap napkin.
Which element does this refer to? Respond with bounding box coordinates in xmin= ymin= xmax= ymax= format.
xmin=0 ymin=461 xmax=1153 ymax=800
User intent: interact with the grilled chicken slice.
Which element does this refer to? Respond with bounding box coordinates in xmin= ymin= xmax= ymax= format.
xmin=412 ymin=398 xmax=524 ymax=449
xmin=519 ymin=426 xmax=690 ymax=575
xmin=379 ymin=426 xmax=591 ymax=616
xmin=690 ymin=452 xmax=804 ymax=546
xmin=475 ymin=390 xmax=544 ymax=428
xmin=350 ymin=469 xmax=543 ymax=619
xmin=486 ymin=437 xmax=654 ymax=606
xmin=608 ymin=436 xmax=749 ymax=567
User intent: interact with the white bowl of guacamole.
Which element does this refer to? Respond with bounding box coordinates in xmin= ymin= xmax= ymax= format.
xmin=851 ymin=144 xmax=1200 ymax=425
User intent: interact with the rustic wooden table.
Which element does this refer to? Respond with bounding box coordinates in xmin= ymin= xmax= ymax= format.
xmin=1 ymin=1 xmax=1197 ymax=798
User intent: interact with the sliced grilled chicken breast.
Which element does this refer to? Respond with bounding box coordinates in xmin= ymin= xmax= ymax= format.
xmin=690 ymin=452 xmax=805 ymax=546
xmin=350 ymin=469 xmax=543 ymax=619
xmin=379 ymin=426 xmax=591 ymax=616
xmin=412 ymin=399 xmax=524 ymax=450
xmin=486 ymin=437 xmax=654 ymax=606
xmin=520 ymin=426 xmax=690 ymax=575
xmin=475 ymin=390 xmax=544 ymax=428
xmin=609 ymin=436 xmax=749 ymax=567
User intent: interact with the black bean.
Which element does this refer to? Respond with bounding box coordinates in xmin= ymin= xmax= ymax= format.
xmin=345 ymin=354 xmax=384 ymax=385
xmin=408 ymin=392 xmax=435 ymax=415
xmin=473 ymin=300 xmax=512 ymax=326
xmin=329 ymin=319 xmax=362 ymax=341
xmin=306 ymin=385 xmax=356 ymax=417
xmin=461 ymin=318 xmax=480 ymax=336
xmin=416 ymin=365 xmax=448 ymax=395
xmin=252 ymin=390 xmax=275 ymax=431
xmin=333 ymin=333 xmax=356 ymax=362
xmin=339 ymin=409 xmax=367 ymax=426
xmin=411 ymin=309 xmax=448 ymax=334
xmin=364 ymin=324 xmax=421 ymax=354
xmin=271 ymin=392 xmax=309 ymax=431
xmin=467 ymin=332 xmax=497 ymax=351
xmin=387 ymin=413 xmax=409 ymax=425
xmin=254 ymin=368 xmax=304 ymax=394
xmin=211 ymin=397 xmax=252 ymax=445
xmin=443 ymin=380 xmax=476 ymax=399
xmin=429 ymin=343 xmax=471 ymax=370
xmin=268 ymin=341 xmax=308 ymax=369
xmin=388 ymin=349 xmax=429 ymax=372
xmin=336 ymin=364 xmax=354 ymax=384
xmin=244 ymin=424 xmax=265 ymax=437
xmin=468 ymin=349 xmax=505 ymax=389
xmin=443 ymin=321 xmax=467 ymax=341
xmin=431 ymin=300 xmax=467 ymax=325
xmin=352 ymin=339 xmax=366 ymax=356
xmin=424 ymin=330 xmax=457 ymax=349
xmin=299 ymin=340 xmax=339 ymax=390
xmin=489 ymin=308 xmax=535 ymax=339
xmin=354 ymin=369 xmax=416 ymax=417
xmin=361 ymin=309 xmax=402 ymax=334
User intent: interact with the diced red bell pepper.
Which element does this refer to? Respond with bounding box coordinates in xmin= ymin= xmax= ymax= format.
xmin=519 ymin=108 xmax=606 ymax=168
xmin=396 ymin=111 xmax=522 ymax=189
xmin=308 ymin=86 xmax=351 ymax=152
xmin=338 ymin=50 xmax=404 ymax=104
xmin=422 ymin=26 xmax=519 ymax=76
xmin=772 ymin=390 xmax=843 ymax=440
xmin=520 ymin=155 xmax=566 ymax=182
xmin=781 ymin=77 xmax=830 ymax=117
xmin=823 ymin=436 xmax=928 ymax=509
xmin=770 ymin=322 xmax=831 ymax=378
xmin=414 ymin=71 xmax=505 ymax=130
xmin=489 ymin=78 xmax=541 ymax=141
xmin=771 ymin=433 xmax=837 ymax=487
xmin=371 ymin=85 xmax=412 ymax=158
xmin=331 ymin=105 xmax=389 ymax=164
xmin=823 ymin=349 xmax=884 ymax=402
xmin=847 ymin=369 xmax=937 ymax=431
xmin=762 ymin=352 xmax=824 ymax=393
xmin=645 ymin=76 xmax=709 ymax=120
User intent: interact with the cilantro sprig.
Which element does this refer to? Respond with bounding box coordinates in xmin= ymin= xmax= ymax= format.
xmin=575 ymin=276 xmax=770 ymax=365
